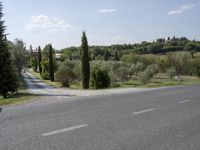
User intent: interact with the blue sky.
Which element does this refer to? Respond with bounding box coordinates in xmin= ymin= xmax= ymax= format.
xmin=2 ymin=0 xmax=200 ymax=49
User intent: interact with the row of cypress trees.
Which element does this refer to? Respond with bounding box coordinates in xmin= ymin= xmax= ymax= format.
xmin=0 ymin=0 xmax=91 ymax=98
xmin=31 ymin=44 xmax=54 ymax=82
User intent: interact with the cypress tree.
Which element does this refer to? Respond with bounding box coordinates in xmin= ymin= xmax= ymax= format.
xmin=81 ymin=31 xmax=90 ymax=89
xmin=34 ymin=48 xmax=38 ymax=72
xmin=38 ymin=46 xmax=42 ymax=74
xmin=114 ymin=49 xmax=119 ymax=61
xmin=0 ymin=2 xmax=18 ymax=98
xmin=49 ymin=44 xmax=54 ymax=81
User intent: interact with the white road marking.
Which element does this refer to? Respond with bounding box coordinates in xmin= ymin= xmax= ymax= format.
xmin=133 ymin=108 xmax=156 ymax=115
xmin=178 ymin=99 xmax=191 ymax=104
xmin=42 ymin=124 xmax=88 ymax=137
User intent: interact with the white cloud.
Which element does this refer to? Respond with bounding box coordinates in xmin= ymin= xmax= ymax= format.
xmin=26 ymin=15 xmax=74 ymax=32
xmin=98 ymin=9 xmax=116 ymax=13
xmin=168 ymin=3 xmax=198 ymax=15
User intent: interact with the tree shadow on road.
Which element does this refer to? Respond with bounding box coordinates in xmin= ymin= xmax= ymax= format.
xmin=34 ymin=93 xmax=75 ymax=97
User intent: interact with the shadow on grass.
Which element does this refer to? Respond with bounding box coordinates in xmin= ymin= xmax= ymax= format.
xmin=8 ymin=92 xmax=75 ymax=97
xmin=7 ymin=92 xmax=35 ymax=99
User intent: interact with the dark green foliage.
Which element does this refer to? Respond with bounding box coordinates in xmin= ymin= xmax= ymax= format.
xmin=30 ymin=45 xmax=38 ymax=72
xmin=30 ymin=56 xmax=38 ymax=72
xmin=58 ymin=37 xmax=200 ymax=61
xmin=38 ymin=46 xmax=42 ymax=74
xmin=49 ymin=44 xmax=54 ymax=81
xmin=114 ymin=49 xmax=120 ymax=61
xmin=0 ymin=3 xmax=18 ymax=98
xmin=91 ymin=67 xmax=110 ymax=89
xmin=60 ymin=46 xmax=80 ymax=61
xmin=41 ymin=59 xmax=49 ymax=79
xmin=81 ymin=31 xmax=90 ymax=89
xmin=40 ymin=44 xmax=56 ymax=80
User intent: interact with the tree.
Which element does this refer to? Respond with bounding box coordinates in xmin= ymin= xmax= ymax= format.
xmin=0 ymin=3 xmax=18 ymax=98
xmin=81 ymin=31 xmax=90 ymax=89
xmin=114 ymin=49 xmax=120 ymax=61
xmin=56 ymin=63 xmax=75 ymax=87
xmin=91 ymin=67 xmax=110 ymax=89
xmin=49 ymin=44 xmax=54 ymax=81
xmin=38 ymin=46 xmax=42 ymax=74
xmin=128 ymin=64 xmax=137 ymax=79
xmin=167 ymin=52 xmax=192 ymax=75
xmin=167 ymin=67 xmax=177 ymax=79
xmin=116 ymin=66 xmax=129 ymax=82
xmin=11 ymin=39 xmax=26 ymax=76
xmin=30 ymin=45 xmax=38 ymax=72
xmin=139 ymin=64 xmax=159 ymax=85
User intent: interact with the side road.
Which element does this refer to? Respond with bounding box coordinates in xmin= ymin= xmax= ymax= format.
xmin=23 ymin=72 xmax=158 ymax=97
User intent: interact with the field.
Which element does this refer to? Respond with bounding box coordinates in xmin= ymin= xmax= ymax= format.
xmin=30 ymin=70 xmax=200 ymax=89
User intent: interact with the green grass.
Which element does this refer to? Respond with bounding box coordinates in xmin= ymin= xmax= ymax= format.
xmin=115 ymin=74 xmax=200 ymax=88
xmin=30 ymin=69 xmax=200 ymax=90
xmin=0 ymin=77 xmax=36 ymax=106
xmin=0 ymin=90 xmax=35 ymax=106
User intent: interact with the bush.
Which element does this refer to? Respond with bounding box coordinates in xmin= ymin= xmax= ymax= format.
xmin=91 ymin=67 xmax=110 ymax=89
xmin=135 ymin=62 xmax=145 ymax=75
xmin=167 ymin=52 xmax=192 ymax=75
xmin=55 ymin=65 xmax=75 ymax=87
xmin=146 ymin=64 xmax=160 ymax=77
xmin=55 ymin=60 xmax=79 ymax=87
xmin=116 ymin=66 xmax=129 ymax=82
xmin=139 ymin=70 xmax=151 ymax=85
xmin=139 ymin=64 xmax=159 ymax=85
xmin=167 ymin=67 xmax=177 ymax=79
xmin=128 ymin=64 xmax=137 ymax=79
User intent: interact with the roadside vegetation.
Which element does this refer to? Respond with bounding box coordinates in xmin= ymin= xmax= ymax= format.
xmin=0 ymin=2 xmax=36 ymax=104
xmin=0 ymin=77 xmax=35 ymax=105
xmin=1 ymin=0 xmax=200 ymax=105
xmin=29 ymin=35 xmax=200 ymax=90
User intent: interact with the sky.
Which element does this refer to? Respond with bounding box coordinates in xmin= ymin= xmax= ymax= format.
xmin=2 ymin=0 xmax=200 ymax=49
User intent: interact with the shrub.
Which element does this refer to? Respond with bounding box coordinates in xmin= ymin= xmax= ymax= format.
xmin=167 ymin=67 xmax=177 ymax=79
xmin=167 ymin=52 xmax=192 ymax=75
xmin=139 ymin=70 xmax=151 ymax=85
xmin=128 ymin=64 xmax=137 ymax=79
xmin=139 ymin=64 xmax=159 ymax=85
xmin=146 ymin=64 xmax=160 ymax=78
xmin=91 ymin=67 xmax=110 ymax=89
xmin=55 ymin=65 xmax=75 ymax=87
xmin=116 ymin=66 xmax=129 ymax=82
xmin=55 ymin=60 xmax=80 ymax=87
xmin=135 ymin=62 xmax=145 ymax=75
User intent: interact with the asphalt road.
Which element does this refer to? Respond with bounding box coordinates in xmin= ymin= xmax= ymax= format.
xmin=1 ymin=85 xmax=200 ymax=150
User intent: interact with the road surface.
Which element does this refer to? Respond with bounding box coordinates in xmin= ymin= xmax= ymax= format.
xmin=1 ymin=84 xmax=200 ymax=149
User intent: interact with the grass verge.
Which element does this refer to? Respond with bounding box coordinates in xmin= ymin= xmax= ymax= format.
xmin=0 ymin=76 xmax=36 ymax=106
xmin=116 ymin=74 xmax=200 ymax=88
